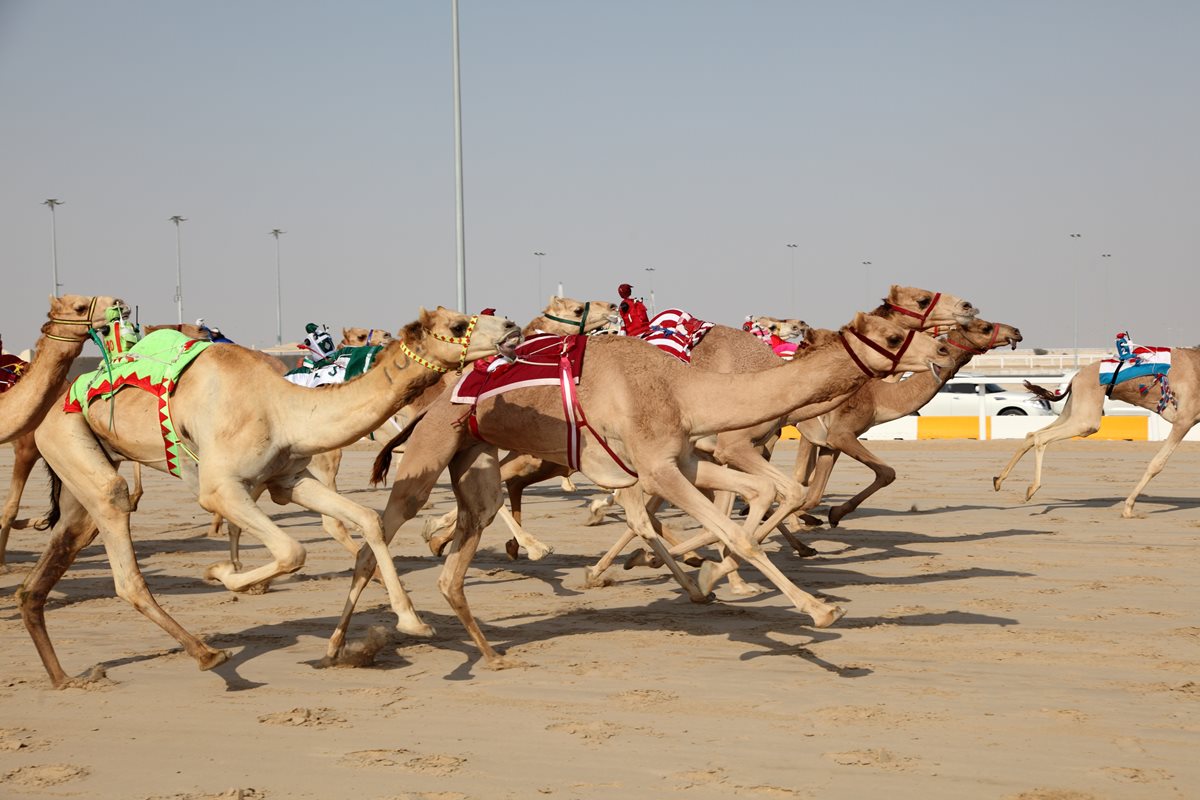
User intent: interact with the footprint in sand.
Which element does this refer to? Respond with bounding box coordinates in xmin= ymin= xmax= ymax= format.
xmin=0 ymin=727 xmax=49 ymax=752
xmin=2 ymin=763 xmax=89 ymax=788
xmin=1004 ymin=791 xmax=1100 ymax=800
xmin=611 ymin=688 xmax=679 ymax=708
xmin=824 ymin=748 xmax=917 ymax=771
xmin=144 ymin=790 xmax=265 ymax=800
xmin=545 ymin=720 xmax=624 ymax=744
xmin=257 ymin=707 xmax=348 ymax=728
xmin=340 ymin=749 xmax=465 ymax=777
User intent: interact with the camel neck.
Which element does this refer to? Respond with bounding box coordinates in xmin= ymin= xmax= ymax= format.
xmin=284 ymin=335 xmax=449 ymax=456
xmin=864 ymin=342 xmax=976 ymax=426
xmin=0 ymin=333 xmax=85 ymax=442
xmin=675 ymin=338 xmax=876 ymax=437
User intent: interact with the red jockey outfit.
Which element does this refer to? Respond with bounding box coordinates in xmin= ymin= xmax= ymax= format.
xmin=617 ymin=283 xmax=650 ymax=337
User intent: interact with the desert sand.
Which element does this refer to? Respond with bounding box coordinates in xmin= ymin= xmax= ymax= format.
xmin=0 ymin=438 xmax=1197 ymax=799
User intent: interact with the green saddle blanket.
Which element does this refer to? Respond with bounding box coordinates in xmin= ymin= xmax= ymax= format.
xmin=65 ymin=329 xmax=213 ymax=477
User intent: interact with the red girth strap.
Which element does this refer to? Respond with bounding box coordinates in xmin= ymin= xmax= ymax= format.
xmin=839 ymin=327 xmax=916 ymax=378
xmin=887 ymin=292 xmax=942 ymax=327
xmin=560 ymin=347 xmax=637 ymax=477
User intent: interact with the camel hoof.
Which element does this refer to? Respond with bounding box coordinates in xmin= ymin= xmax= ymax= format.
xmin=992 ymin=476 xmax=1002 ymax=492
xmin=486 ymin=654 xmax=528 ymax=670
xmin=828 ymin=506 xmax=850 ymax=528
xmin=204 ymin=561 xmax=235 ymax=583
xmin=198 ymin=649 xmax=231 ymax=671
xmin=729 ymin=580 xmax=763 ymax=597
xmin=682 ymin=555 xmax=705 ymax=568
xmin=810 ymin=604 xmax=846 ymax=629
xmin=623 ymin=548 xmax=656 ymax=570
xmin=243 ymin=581 xmax=271 ymax=595
xmin=428 ymin=536 xmax=451 ymax=558
xmin=584 ymin=507 xmax=607 ymax=526
xmin=560 ymin=477 xmax=578 ymax=492
xmin=526 ymin=544 xmax=553 ymax=561
xmin=396 ymin=619 xmax=436 ymax=639
xmin=583 ymin=568 xmax=612 ymax=588
xmin=1024 ymin=486 xmax=1038 ymax=502
xmin=698 ymin=561 xmax=722 ymax=596
xmin=504 ymin=538 xmax=521 ymax=560
xmin=57 ymin=665 xmax=111 ymax=689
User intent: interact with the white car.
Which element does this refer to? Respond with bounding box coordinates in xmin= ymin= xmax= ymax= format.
xmin=916 ymin=376 xmax=1056 ymax=417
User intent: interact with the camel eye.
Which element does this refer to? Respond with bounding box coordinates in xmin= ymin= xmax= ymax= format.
xmin=917 ymin=297 xmax=931 ymax=309
xmin=451 ymin=322 xmax=467 ymax=337
xmin=983 ymin=324 xmax=993 ymax=334
xmin=75 ymin=303 xmax=88 ymax=314
xmin=887 ymin=335 xmax=902 ymax=348
xmin=573 ymin=306 xmax=584 ymax=317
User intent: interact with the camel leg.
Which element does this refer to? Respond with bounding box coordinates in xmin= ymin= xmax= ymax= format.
xmin=587 ymin=494 xmax=706 ymax=586
xmin=585 ymin=490 xmax=616 ymax=526
xmin=994 ymin=389 xmax=1100 ymax=498
xmin=826 ymin=438 xmax=894 ymax=527
xmin=584 ymin=528 xmax=639 ymax=587
xmin=208 ymin=512 xmax=225 ymax=538
xmin=1 ymin=432 xmax=42 ymax=569
xmin=641 ymin=462 xmax=843 ymax=627
xmin=127 ymin=461 xmax=144 ymax=512
xmin=1121 ymin=421 xmax=1193 ymax=518
xmin=497 ymin=505 xmax=553 ymax=560
xmin=200 ymin=478 xmax=309 ymax=593
xmin=312 ymin=448 xmax=357 ymax=556
xmin=614 ymin=485 xmax=711 ymax=603
xmin=438 ymin=447 xmax=524 ymax=668
xmin=500 ymin=458 xmax=564 ymax=559
xmin=714 ymin=436 xmax=819 ymax=552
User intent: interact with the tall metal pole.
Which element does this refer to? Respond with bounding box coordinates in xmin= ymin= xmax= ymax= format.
xmin=1069 ymin=233 xmax=1082 ymax=367
xmin=787 ymin=243 xmax=798 ymax=310
xmin=644 ymin=267 xmax=656 ymax=316
xmin=43 ymin=199 xmax=64 ymax=295
xmin=169 ymin=216 xmax=187 ymax=323
xmin=270 ymin=229 xmax=286 ymax=346
xmin=451 ymin=0 xmax=467 ymax=312
xmin=534 ymin=251 xmax=545 ymax=303
xmin=1100 ymin=253 xmax=1112 ymax=338
xmin=861 ymin=261 xmax=872 ymax=299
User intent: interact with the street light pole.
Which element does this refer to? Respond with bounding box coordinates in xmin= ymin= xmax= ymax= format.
xmin=787 ymin=244 xmax=798 ymax=310
xmin=534 ymin=251 xmax=545 ymax=304
xmin=169 ymin=216 xmax=187 ymax=324
xmin=1069 ymin=233 xmax=1082 ymax=367
xmin=861 ymin=261 xmax=872 ymax=299
xmin=43 ymin=199 xmax=64 ymax=295
xmin=1100 ymin=253 xmax=1112 ymax=338
xmin=451 ymin=0 xmax=467 ymax=312
xmin=644 ymin=267 xmax=656 ymax=316
xmin=270 ymin=229 xmax=286 ymax=346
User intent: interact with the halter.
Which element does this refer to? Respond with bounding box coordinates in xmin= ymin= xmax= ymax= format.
xmin=839 ymin=325 xmax=917 ymax=378
xmin=399 ymin=314 xmax=480 ymax=375
xmin=44 ymin=296 xmax=101 ymax=342
xmin=945 ymin=325 xmax=1003 ymax=356
xmin=544 ymin=302 xmax=591 ymax=334
xmin=886 ymin=292 xmax=942 ymax=327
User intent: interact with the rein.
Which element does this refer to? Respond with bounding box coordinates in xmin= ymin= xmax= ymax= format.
xmin=399 ymin=314 xmax=480 ymax=375
xmin=839 ymin=326 xmax=917 ymax=378
xmin=45 ymin=296 xmax=101 ymax=342
xmin=887 ymin=292 xmax=942 ymax=327
xmin=543 ymin=302 xmax=591 ymax=334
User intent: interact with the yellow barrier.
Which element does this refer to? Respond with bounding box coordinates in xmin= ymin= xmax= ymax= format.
xmin=1082 ymin=416 xmax=1148 ymax=441
xmin=917 ymin=416 xmax=990 ymax=440
xmin=780 ymin=425 xmax=802 ymax=440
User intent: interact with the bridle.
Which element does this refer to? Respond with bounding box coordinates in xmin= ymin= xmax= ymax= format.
xmin=945 ymin=325 xmax=1004 ymax=356
xmin=399 ymin=314 xmax=480 ymax=375
xmin=45 ymin=296 xmax=102 ymax=343
xmin=544 ymin=302 xmax=591 ymax=334
xmin=839 ymin=325 xmax=917 ymax=378
xmin=887 ymin=292 xmax=943 ymax=327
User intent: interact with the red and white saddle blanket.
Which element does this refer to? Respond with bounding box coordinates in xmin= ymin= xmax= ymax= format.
xmin=451 ymin=333 xmax=587 ymax=404
xmin=639 ymin=309 xmax=714 ymax=363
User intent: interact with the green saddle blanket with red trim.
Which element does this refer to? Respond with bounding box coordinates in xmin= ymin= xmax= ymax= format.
xmin=65 ymin=329 xmax=212 ymax=477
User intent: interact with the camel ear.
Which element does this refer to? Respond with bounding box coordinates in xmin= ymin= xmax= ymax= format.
xmin=548 ymin=294 xmax=560 ymax=306
xmin=851 ymin=310 xmax=869 ymax=328
xmin=418 ymin=307 xmax=433 ymax=328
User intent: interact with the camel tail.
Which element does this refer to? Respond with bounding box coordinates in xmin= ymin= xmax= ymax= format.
xmin=40 ymin=463 xmax=62 ymax=531
xmin=1024 ymin=380 xmax=1068 ymax=402
xmin=369 ymin=403 xmax=433 ymax=485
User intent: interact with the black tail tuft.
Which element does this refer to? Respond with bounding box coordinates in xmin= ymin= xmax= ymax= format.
xmin=39 ymin=462 xmax=63 ymax=530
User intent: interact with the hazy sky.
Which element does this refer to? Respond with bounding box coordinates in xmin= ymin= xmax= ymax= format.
xmin=2 ymin=1 xmax=1197 ymax=351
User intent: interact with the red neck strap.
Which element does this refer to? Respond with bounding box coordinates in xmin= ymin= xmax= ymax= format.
xmin=887 ymin=292 xmax=942 ymax=327
xmin=839 ymin=327 xmax=916 ymax=378
xmin=945 ymin=325 xmax=1002 ymax=356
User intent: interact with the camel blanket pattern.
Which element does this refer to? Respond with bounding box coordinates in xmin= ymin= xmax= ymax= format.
xmin=284 ymin=345 xmax=383 ymax=388
xmin=451 ymin=334 xmax=587 ymax=405
xmin=1098 ymin=345 xmax=1172 ymax=387
xmin=65 ymin=329 xmax=212 ymax=478
xmin=0 ymin=353 xmax=27 ymax=393
xmin=639 ymin=309 xmax=714 ymax=363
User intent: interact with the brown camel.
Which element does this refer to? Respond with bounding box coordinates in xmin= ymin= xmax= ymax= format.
xmin=993 ymin=350 xmax=1200 ymax=517
xmin=791 ymin=318 xmax=1023 ymax=527
xmin=0 ymin=295 xmax=122 ymax=444
xmin=17 ymin=308 xmax=520 ymax=687
xmin=457 ymin=287 xmax=977 ymax=571
xmin=339 ymin=327 xmax=393 ymax=347
xmin=331 ymin=312 xmax=953 ymax=669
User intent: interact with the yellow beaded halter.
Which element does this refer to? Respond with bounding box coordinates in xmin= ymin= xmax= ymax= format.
xmin=399 ymin=314 xmax=480 ymax=375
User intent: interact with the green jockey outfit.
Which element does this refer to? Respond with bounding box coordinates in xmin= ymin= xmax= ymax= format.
xmin=65 ymin=329 xmax=212 ymax=477
xmin=284 ymin=323 xmax=385 ymax=388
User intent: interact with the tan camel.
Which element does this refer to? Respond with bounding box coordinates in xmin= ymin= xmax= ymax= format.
xmin=17 ymin=308 xmax=520 ymax=687
xmin=0 ymin=295 xmax=122 ymax=444
xmin=791 ymin=318 xmax=1022 ymax=526
xmin=993 ymin=350 xmax=1200 ymax=517
xmin=329 ymin=312 xmax=953 ymax=669
xmin=464 ymin=287 xmax=977 ymax=571
xmin=339 ymin=327 xmax=393 ymax=347
xmin=745 ymin=315 xmax=809 ymax=341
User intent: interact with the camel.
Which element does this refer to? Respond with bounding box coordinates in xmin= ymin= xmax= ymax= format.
xmin=331 ymin=312 xmax=953 ymax=669
xmin=745 ymin=315 xmax=809 ymax=341
xmin=340 ymin=327 xmax=393 ymax=347
xmin=993 ymin=349 xmax=1200 ymax=517
xmin=445 ymin=287 xmax=977 ymax=572
xmin=17 ymin=307 xmax=521 ymax=687
xmin=0 ymin=295 xmax=122 ymax=444
xmin=790 ymin=318 xmax=1023 ymax=527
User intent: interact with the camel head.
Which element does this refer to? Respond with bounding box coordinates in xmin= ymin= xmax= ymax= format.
xmin=881 ymin=285 xmax=978 ymax=329
xmin=751 ymin=316 xmax=810 ymax=341
xmin=410 ymin=306 xmax=521 ymax=371
xmin=43 ymin=294 xmax=127 ymax=341
xmin=844 ymin=311 xmax=953 ymax=381
xmin=536 ymin=296 xmax=620 ymax=336
xmin=340 ymin=327 xmax=394 ymax=348
xmin=949 ymin=318 xmax=1023 ymax=354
